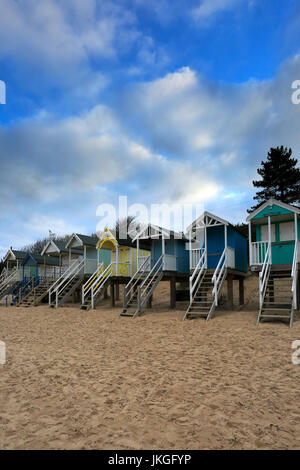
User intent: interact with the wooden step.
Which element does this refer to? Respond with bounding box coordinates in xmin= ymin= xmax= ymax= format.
xmin=260 ymin=314 xmax=291 ymax=319
xmin=262 ymin=307 xmax=291 ymax=312
xmin=186 ymin=312 xmax=209 ymax=318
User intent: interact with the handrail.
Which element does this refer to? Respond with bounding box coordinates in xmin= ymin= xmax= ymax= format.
xmin=190 ymin=250 xmax=206 ymax=302
xmin=90 ymin=263 xmax=115 ymax=308
xmin=53 ymin=259 xmax=84 ymax=293
xmin=133 ymin=255 xmax=163 ymax=315
xmin=56 ymin=259 xmax=84 ymax=304
xmin=212 ymin=248 xmax=227 ymax=306
xmin=49 ymin=259 xmax=84 ymax=308
xmin=0 ymin=270 xmax=5 ymax=285
xmin=48 ymin=258 xmax=80 ymax=294
xmin=93 ymin=262 xmax=115 ymax=294
xmin=0 ymin=269 xmax=19 ymax=290
xmin=82 ymin=262 xmax=104 ymax=305
xmin=259 ymin=243 xmax=271 ymax=308
xmin=3 ymin=279 xmax=23 ymax=306
xmin=83 ymin=263 xmax=104 ymax=293
xmin=140 ymin=254 xmax=163 ymax=293
xmin=125 ymin=257 xmax=150 ymax=300
xmin=12 ymin=277 xmax=35 ymax=306
xmin=292 ymin=241 xmax=298 ymax=309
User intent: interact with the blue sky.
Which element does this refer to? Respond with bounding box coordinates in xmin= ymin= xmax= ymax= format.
xmin=1 ymin=0 xmax=300 ymax=257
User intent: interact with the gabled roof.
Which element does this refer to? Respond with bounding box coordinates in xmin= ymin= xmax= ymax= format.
xmin=97 ymin=228 xmax=118 ymax=250
xmin=132 ymin=223 xmax=187 ymax=243
xmin=21 ymin=253 xmax=60 ymax=267
xmin=246 ymin=198 xmax=300 ymax=222
xmin=41 ymin=239 xmax=81 ymax=256
xmin=3 ymin=249 xmax=28 ymax=262
xmin=186 ymin=211 xmax=229 ymax=232
xmin=66 ymin=233 xmax=98 ymax=249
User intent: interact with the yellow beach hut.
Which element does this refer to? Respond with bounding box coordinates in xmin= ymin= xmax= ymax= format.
xmin=81 ymin=228 xmax=150 ymax=310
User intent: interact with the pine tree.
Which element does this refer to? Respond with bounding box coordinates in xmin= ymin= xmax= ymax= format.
xmin=249 ymin=146 xmax=300 ymax=211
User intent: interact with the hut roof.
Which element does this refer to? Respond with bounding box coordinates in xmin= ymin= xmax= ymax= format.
xmin=3 ymin=249 xmax=28 ymax=262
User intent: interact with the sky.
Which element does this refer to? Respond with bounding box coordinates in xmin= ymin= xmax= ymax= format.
xmin=1 ymin=0 xmax=300 ymax=257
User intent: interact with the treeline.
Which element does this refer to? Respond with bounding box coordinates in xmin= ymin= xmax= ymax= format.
xmin=21 ymin=234 xmax=72 ymax=255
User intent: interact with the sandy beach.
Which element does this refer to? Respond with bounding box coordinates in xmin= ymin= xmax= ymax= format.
xmin=0 ymin=279 xmax=300 ymax=450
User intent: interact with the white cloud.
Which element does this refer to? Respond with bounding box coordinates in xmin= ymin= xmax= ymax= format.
xmin=0 ymin=0 xmax=142 ymax=93
xmin=192 ymin=0 xmax=244 ymax=20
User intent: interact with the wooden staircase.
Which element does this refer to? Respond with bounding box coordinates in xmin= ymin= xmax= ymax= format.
xmin=121 ymin=271 xmax=163 ymax=318
xmin=81 ymin=275 xmax=111 ymax=311
xmin=49 ymin=276 xmax=83 ymax=308
xmin=18 ymin=279 xmax=55 ymax=307
xmin=184 ymin=247 xmax=228 ymax=321
xmin=257 ymin=271 xmax=294 ymax=326
xmin=121 ymin=255 xmax=163 ymax=318
xmin=1 ymin=280 xmax=23 ymax=305
xmin=81 ymin=263 xmax=113 ymax=311
xmin=0 ymin=271 xmax=20 ymax=300
xmin=184 ymin=271 xmax=216 ymax=320
xmin=0 ymin=280 xmax=18 ymax=300
xmin=49 ymin=259 xmax=84 ymax=308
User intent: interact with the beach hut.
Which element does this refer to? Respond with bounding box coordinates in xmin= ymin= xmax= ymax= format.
xmin=2 ymin=248 xmax=27 ymax=276
xmin=0 ymin=249 xmax=26 ymax=300
xmin=246 ymin=199 xmax=299 ymax=326
xmin=1 ymin=251 xmax=61 ymax=307
xmin=48 ymin=233 xmax=111 ymax=308
xmin=21 ymin=253 xmax=60 ymax=280
xmin=121 ymin=224 xmax=189 ymax=318
xmin=81 ymin=229 xmax=150 ymax=310
xmin=184 ymin=212 xmax=247 ymax=321
xmin=41 ymin=239 xmax=82 ymax=276
xmin=14 ymin=252 xmax=61 ymax=307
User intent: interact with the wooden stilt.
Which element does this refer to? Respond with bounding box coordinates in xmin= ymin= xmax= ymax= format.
xmin=104 ymin=287 xmax=108 ymax=299
xmin=110 ymin=282 xmax=115 ymax=307
xmin=170 ymin=277 xmax=176 ymax=309
xmin=297 ymin=275 xmax=300 ymax=310
xmin=147 ymin=294 xmax=152 ymax=309
xmin=239 ymin=277 xmax=244 ymax=306
xmin=115 ymin=283 xmax=120 ymax=301
xmin=227 ymin=275 xmax=234 ymax=310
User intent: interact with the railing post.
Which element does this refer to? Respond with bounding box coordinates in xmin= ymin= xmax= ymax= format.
xmin=123 ymin=284 xmax=127 ymax=309
xmin=248 ymin=222 xmax=252 ymax=265
xmin=204 ymin=226 xmax=207 ymax=268
xmin=259 ymin=271 xmax=262 ymax=308
xmin=138 ymin=286 xmax=141 ymax=313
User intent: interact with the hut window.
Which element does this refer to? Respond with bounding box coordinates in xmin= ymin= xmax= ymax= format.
xmin=279 ymin=222 xmax=295 ymax=242
xmin=261 ymin=224 xmax=276 ymax=242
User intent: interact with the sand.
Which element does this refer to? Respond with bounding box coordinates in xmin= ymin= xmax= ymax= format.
xmin=0 ymin=278 xmax=300 ymax=450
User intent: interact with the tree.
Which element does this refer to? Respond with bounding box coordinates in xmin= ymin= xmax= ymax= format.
xmin=21 ymin=234 xmax=72 ymax=254
xmin=249 ymin=146 xmax=300 ymax=212
xmin=113 ymin=216 xmax=137 ymax=245
xmin=233 ymin=223 xmax=255 ymax=241
xmin=0 ymin=258 xmax=4 ymax=274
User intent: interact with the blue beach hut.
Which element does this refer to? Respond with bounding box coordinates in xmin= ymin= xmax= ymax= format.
xmin=184 ymin=211 xmax=247 ymax=321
